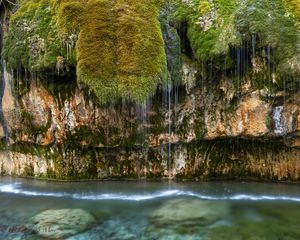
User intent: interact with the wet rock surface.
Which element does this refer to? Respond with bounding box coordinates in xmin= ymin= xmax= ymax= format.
xmin=0 ymin=0 xmax=300 ymax=181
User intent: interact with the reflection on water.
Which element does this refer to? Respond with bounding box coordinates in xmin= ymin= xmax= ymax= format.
xmin=0 ymin=177 xmax=299 ymax=239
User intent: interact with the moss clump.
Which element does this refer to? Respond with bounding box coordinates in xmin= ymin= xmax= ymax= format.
xmin=173 ymin=0 xmax=239 ymax=60
xmin=56 ymin=0 xmax=86 ymax=39
xmin=172 ymin=0 xmax=300 ymax=81
xmin=3 ymin=0 xmax=70 ymax=72
xmin=235 ymin=0 xmax=299 ymax=77
xmin=285 ymin=0 xmax=300 ymax=28
xmin=54 ymin=0 xmax=86 ymax=64
xmin=77 ymin=0 xmax=168 ymax=104
xmin=75 ymin=0 xmax=118 ymax=103
xmin=5 ymin=0 xmax=168 ymax=104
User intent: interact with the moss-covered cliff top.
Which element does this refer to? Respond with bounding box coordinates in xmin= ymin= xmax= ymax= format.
xmin=3 ymin=0 xmax=168 ymax=104
xmin=173 ymin=0 xmax=299 ymax=74
xmin=3 ymin=0 xmax=300 ymax=104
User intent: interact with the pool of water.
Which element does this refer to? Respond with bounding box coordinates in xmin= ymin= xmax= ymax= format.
xmin=0 ymin=177 xmax=300 ymax=239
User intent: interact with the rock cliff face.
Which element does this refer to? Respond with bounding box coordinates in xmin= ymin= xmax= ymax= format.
xmin=0 ymin=0 xmax=300 ymax=180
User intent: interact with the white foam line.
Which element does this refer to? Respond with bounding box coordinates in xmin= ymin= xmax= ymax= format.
xmin=1 ymin=183 xmax=300 ymax=202
xmin=0 ymin=183 xmax=69 ymax=198
xmin=73 ymin=190 xmax=181 ymax=201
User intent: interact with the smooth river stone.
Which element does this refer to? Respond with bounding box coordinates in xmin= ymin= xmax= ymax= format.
xmin=151 ymin=198 xmax=229 ymax=226
xmin=26 ymin=208 xmax=96 ymax=239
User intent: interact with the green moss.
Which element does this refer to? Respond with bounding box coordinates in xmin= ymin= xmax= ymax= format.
xmin=77 ymin=0 xmax=168 ymax=104
xmin=198 ymin=1 xmax=211 ymax=15
xmin=56 ymin=0 xmax=85 ymax=39
xmin=75 ymin=0 xmax=118 ymax=104
xmin=3 ymin=0 xmax=70 ymax=72
xmin=173 ymin=0 xmax=239 ymax=59
xmin=235 ymin=0 xmax=299 ymax=78
xmin=23 ymin=163 xmax=34 ymax=177
xmin=5 ymin=0 xmax=168 ymax=104
xmin=172 ymin=0 xmax=300 ymax=85
xmin=54 ymin=0 xmax=87 ymax=65
xmin=285 ymin=0 xmax=300 ymax=28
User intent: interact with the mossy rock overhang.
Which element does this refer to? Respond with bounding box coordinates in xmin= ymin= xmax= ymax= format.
xmin=173 ymin=0 xmax=300 ymax=88
xmin=3 ymin=0 xmax=300 ymax=104
xmin=3 ymin=0 xmax=169 ymax=104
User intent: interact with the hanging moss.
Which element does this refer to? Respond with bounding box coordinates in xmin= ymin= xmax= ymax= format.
xmin=4 ymin=0 xmax=168 ymax=104
xmin=173 ymin=0 xmax=239 ymax=60
xmin=77 ymin=0 xmax=168 ymax=104
xmin=235 ymin=0 xmax=300 ymax=77
xmin=55 ymin=0 xmax=86 ymax=39
xmin=3 ymin=0 xmax=70 ymax=72
xmin=76 ymin=0 xmax=118 ymax=103
xmin=54 ymin=0 xmax=86 ymax=65
xmin=172 ymin=0 xmax=300 ymax=89
xmin=285 ymin=0 xmax=300 ymax=28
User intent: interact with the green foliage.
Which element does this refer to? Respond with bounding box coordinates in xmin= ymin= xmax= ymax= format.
xmin=5 ymin=0 xmax=300 ymax=104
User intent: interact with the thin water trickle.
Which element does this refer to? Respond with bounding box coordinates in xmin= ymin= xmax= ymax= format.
xmin=167 ymin=84 xmax=172 ymax=177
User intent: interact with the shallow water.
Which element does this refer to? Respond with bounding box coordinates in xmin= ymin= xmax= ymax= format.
xmin=0 ymin=177 xmax=300 ymax=240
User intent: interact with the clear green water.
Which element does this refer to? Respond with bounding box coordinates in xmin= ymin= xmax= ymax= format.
xmin=0 ymin=177 xmax=300 ymax=240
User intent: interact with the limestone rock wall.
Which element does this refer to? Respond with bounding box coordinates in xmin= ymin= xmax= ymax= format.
xmin=1 ymin=0 xmax=300 ymax=181
xmin=1 ymin=63 xmax=300 ymax=180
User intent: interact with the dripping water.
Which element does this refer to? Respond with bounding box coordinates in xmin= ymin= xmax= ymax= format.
xmin=167 ymin=84 xmax=172 ymax=177
xmin=162 ymin=83 xmax=173 ymax=177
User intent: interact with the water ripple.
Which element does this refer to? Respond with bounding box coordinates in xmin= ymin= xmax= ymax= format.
xmin=1 ymin=183 xmax=300 ymax=202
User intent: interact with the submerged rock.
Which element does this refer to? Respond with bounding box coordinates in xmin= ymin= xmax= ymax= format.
xmin=26 ymin=208 xmax=96 ymax=239
xmin=151 ymin=198 xmax=229 ymax=226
